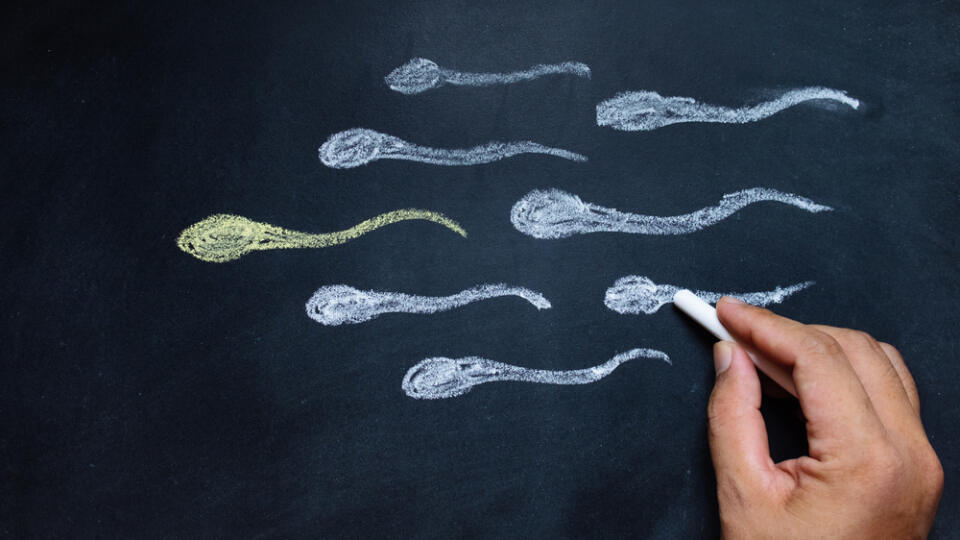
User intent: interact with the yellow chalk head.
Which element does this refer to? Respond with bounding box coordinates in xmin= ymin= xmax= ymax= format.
xmin=177 ymin=214 xmax=261 ymax=263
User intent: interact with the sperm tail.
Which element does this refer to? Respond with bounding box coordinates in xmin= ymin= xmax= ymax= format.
xmin=697 ymin=280 xmax=815 ymax=307
xmin=442 ymin=284 xmax=552 ymax=311
xmin=724 ymin=188 xmax=833 ymax=214
xmin=311 ymin=209 xmax=467 ymax=247
xmin=444 ymin=62 xmax=592 ymax=87
xmin=562 ymin=348 xmax=672 ymax=384
xmin=501 ymin=142 xmax=586 ymax=162
xmin=740 ymin=87 xmax=861 ymax=122
xmin=611 ymin=348 xmax=672 ymax=367
xmin=770 ymin=280 xmax=816 ymax=303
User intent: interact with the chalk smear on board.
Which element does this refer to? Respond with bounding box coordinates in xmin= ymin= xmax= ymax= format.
xmin=177 ymin=211 xmax=466 ymax=263
xmin=385 ymin=57 xmax=591 ymax=95
xmin=319 ymin=128 xmax=587 ymax=169
xmin=306 ymin=284 xmax=551 ymax=326
xmin=597 ymin=87 xmax=860 ymax=131
xmin=511 ymin=187 xmax=832 ymax=239
xmin=604 ymin=276 xmax=815 ymax=315
xmin=403 ymin=348 xmax=671 ymax=400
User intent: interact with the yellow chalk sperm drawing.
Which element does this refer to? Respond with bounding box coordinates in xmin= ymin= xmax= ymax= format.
xmin=177 ymin=210 xmax=467 ymax=263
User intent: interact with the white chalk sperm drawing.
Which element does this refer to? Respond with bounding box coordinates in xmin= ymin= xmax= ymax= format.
xmin=596 ymin=87 xmax=861 ymax=131
xmin=604 ymin=276 xmax=815 ymax=315
xmin=385 ymin=57 xmax=591 ymax=95
xmin=402 ymin=348 xmax=671 ymax=400
xmin=306 ymin=284 xmax=551 ymax=326
xmin=319 ymin=128 xmax=587 ymax=169
xmin=510 ymin=187 xmax=832 ymax=239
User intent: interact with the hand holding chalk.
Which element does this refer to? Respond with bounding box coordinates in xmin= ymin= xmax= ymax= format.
xmin=673 ymin=289 xmax=798 ymax=396
xmin=697 ymin=297 xmax=942 ymax=539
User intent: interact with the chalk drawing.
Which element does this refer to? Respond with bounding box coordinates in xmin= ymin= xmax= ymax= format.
xmin=177 ymin=211 xmax=466 ymax=263
xmin=306 ymin=284 xmax=551 ymax=326
xmin=403 ymin=349 xmax=671 ymax=399
xmin=604 ymin=276 xmax=815 ymax=315
xmin=511 ymin=187 xmax=832 ymax=239
xmin=385 ymin=57 xmax=591 ymax=94
xmin=319 ymin=128 xmax=586 ymax=169
xmin=597 ymin=87 xmax=860 ymax=131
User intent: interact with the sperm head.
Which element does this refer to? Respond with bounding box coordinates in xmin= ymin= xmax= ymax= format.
xmin=402 ymin=357 xmax=502 ymax=399
xmin=305 ymin=285 xmax=382 ymax=326
xmin=176 ymin=214 xmax=262 ymax=263
xmin=596 ymin=91 xmax=697 ymax=131
xmin=604 ymin=276 xmax=675 ymax=315
xmin=384 ymin=57 xmax=444 ymax=95
xmin=510 ymin=189 xmax=588 ymax=239
xmin=318 ymin=128 xmax=393 ymax=168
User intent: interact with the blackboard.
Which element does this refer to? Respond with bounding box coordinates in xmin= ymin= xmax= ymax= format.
xmin=3 ymin=1 xmax=959 ymax=537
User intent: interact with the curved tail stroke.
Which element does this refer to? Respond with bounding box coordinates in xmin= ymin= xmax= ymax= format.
xmin=306 ymin=284 xmax=551 ymax=326
xmin=597 ymin=87 xmax=860 ymax=131
xmin=403 ymin=348 xmax=670 ymax=400
xmin=319 ymin=128 xmax=586 ymax=169
xmin=604 ymin=276 xmax=815 ymax=315
xmin=385 ymin=57 xmax=591 ymax=95
xmin=177 ymin=210 xmax=466 ymax=263
xmin=511 ymin=187 xmax=832 ymax=239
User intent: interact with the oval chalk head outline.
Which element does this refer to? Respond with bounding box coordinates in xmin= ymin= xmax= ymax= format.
xmin=402 ymin=357 xmax=504 ymax=399
xmin=597 ymin=87 xmax=861 ymax=131
xmin=385 ymin=57 xmax=591 ymax=95
xmin=604 ymin=276 xmax=671 ymax=314
xmin=604 ymin=276 xmax=815 ymax=315
xmin=511 ymin=187 xmax=832 ymax=239
xmin=509 ymin=189 xmax=594 ymax=240
xmin=306 ymin=285 xmax=383 ymax=326
xmin=177 ymin=210 xmax=466 ymax=263
xmin=402 ymin=348 xmax=670 ymax=400
xmin=319 ymin=128 xmax=586 ymax=169
xmin=317 ymin=128 xmax=405 ymax=169
xmin=384 ymin=58 xmax=445 ymax=94
xmin=306 ymin=284 xmax=551 ymax=326
xmin=178 ymin=214 xmax=263 ymax=263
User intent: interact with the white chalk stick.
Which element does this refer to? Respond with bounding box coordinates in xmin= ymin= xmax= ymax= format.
xmin=673 ymin=289 xmax=798 ymax=397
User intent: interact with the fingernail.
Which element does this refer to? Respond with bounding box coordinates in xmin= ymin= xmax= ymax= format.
xmin=714 ymin=342 xmax=733 ymax=374
xmin=721 ymin=296 xmax=744 ymax=306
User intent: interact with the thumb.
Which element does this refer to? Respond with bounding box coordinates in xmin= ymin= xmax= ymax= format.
xmin=708 ymin=341 xmax=775 ymax=489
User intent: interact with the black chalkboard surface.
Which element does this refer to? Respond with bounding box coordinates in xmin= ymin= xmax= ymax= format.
xmin=3 ymin=1 xmax=959 ymax=537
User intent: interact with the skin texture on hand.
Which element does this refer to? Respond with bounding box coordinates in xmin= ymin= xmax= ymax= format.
xmin=709 ymin=297 xmax=943 ymax=540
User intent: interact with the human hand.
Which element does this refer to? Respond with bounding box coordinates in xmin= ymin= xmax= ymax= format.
xmin=708 ymin=297 xmax=943 ymax=539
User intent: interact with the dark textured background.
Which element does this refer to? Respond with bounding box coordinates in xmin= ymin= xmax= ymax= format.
xmin=3 ymin=0 xmax=958 ymax=537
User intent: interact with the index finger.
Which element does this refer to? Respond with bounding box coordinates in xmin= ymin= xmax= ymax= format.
xmin=716 ymin=297 xmax=885 ymax=461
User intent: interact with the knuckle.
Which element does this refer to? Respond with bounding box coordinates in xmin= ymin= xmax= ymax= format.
xmin=921 ymin=448 xmax=945 ymax=495
xmin=706 ymin=396 xmax=742 ymax=441
xmin=707 ymin=378 xmax=733 ymax=422
xmin=834 ymin=329 xmax=878 ymax=353
xmin=707 ymin=398 xmax=721 ymax=421
xmin=707 ymin=393 xmax=727 ymax=425
xmin=797 ymin=330 xmax=845 ymax=360
xmin=849 ymin=330 xmax=879 ymax=348
xmin=878 ymin=341 xmax=902 ymax=359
